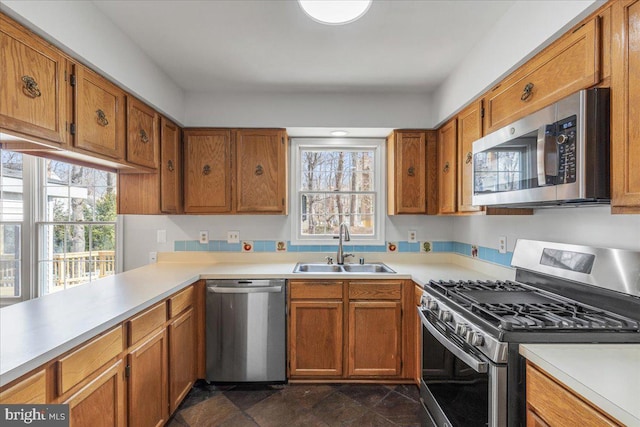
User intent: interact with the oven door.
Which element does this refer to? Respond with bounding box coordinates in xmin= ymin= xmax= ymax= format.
xmin=418 ymin=308 xmax=507 ymax=427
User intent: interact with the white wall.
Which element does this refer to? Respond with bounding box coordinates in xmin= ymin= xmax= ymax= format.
xmin=122 ymin=215 xmax=454 ymax=270
xmin=184 ymin=90 xmax=433 ymax=129
xmin=431 ymin=0 xmax=603 ymax=125
xmin=0 ymin=0 xmax=185 ymax=123
xmin=452 ymin=207 xmax=640 ymax=253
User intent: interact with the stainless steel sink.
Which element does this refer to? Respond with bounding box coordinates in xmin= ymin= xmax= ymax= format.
xmin=292 ymin=262 xmax=395 ymax=274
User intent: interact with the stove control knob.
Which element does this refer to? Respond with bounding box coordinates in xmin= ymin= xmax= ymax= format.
xmin=466 ymin=331 xmax=485 ymax=346
xmin=438 ymin=310 xmax=452 ymax=322
xmin=420 ymin=295 xmax=429 ymax=307
xmin=455 ymin=323 xmax=468 ymax=336
xmin=427 ymin=300 xmax=438 ymax=311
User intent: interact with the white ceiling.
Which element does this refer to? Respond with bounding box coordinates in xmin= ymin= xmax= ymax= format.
xmin=92 ymin=0 xmax=515 ymax=95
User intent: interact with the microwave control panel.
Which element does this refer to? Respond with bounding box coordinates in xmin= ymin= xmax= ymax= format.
xmin=556 ymin=115 xmax=577 ymax=184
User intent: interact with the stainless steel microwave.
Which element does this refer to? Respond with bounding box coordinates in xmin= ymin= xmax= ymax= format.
xmin=472 ymin=89 xmax=610 ymax=207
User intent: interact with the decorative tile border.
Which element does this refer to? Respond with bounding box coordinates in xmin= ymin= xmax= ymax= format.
xmin=173 ymin=239 xmax=514 ymax=267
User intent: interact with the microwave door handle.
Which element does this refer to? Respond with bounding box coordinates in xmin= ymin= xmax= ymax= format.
xmin=418 ymin=308 xmax=488 ymax=373
xmin=537 ymin=125 xmax=558 ymax=186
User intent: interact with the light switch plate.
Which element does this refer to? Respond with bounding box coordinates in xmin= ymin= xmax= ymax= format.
xmin=199 ymin=230 xmax=209 ymax=244
xmin=408 ymin=230 xmax=417 ymax=243
xmin=227 ymin=231 xmax=240 ymax=244
xmin=157 ymin=229 xmax=166 ymax=244
xmin=498 ymin=236 xmax=507 ymax=254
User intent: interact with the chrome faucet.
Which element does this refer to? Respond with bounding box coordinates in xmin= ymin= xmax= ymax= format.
xmin=336 ymin=223 xmax=353 ymax=265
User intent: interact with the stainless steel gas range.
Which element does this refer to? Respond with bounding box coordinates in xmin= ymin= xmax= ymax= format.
xmin=418 ymin=239 xmax=640 ymax=427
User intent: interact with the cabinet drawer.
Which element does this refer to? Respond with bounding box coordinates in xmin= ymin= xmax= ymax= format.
xmin=58 ymin=326 xmax=123 ymax=395
xmin=485 ymin=18 xmax=599 ymax=134
xmin=127 ymin=303 xmax=167 ymax=346
xmin=168 ymin=286 xmax=194 ymax=318
xmin=526 ymin=362 xmax=621 ymax=426
xmin=0 ymin=369 xmax=46 ymax=404
xmin=349 ymin=282 xmax=401 ymax=300
xmin=290 ymin=281 xmax=343 ymax=299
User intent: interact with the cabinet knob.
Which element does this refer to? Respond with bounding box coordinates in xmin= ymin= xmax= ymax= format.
xmin=139 ymin=129 xmax=149 ymax=143
xmin=407 ymin=166 xmax=415 ymax=177
xmin=521 ymin=82 xmax=534 ymax=101
xmin=465 ymin=152 xmax=473 ymax=165
xmin=95 ymin=109 xmax=109 ymax=127
xmin=255 ymin=165 xmax=264 ymax=176
xmin=443 ymin=161 xmax=450 ymax=173
xmin=167 ymin=160 xmax=174 ymax=172
xmin=21 ymin=75 xmax=42 ymax=98
xmin=202 ymin=164 xmax=211 ymax=175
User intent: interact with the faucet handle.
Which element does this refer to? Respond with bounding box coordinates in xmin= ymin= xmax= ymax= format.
xmin=325 ymin=256 xmax=334 ymax=265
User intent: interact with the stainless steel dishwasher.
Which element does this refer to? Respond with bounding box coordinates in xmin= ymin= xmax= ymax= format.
xmin=205 ymin=279 xmax=286 ymax=383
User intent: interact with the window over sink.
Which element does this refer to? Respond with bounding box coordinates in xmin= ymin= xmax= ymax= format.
xmin=290 ymin=138 xmax=385 ymax=245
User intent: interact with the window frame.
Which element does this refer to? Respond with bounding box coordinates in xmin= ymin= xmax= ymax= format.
xmin=290 ymin=138 xmax=386 ymax=245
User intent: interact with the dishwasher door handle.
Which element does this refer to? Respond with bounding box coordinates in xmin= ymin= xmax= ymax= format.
xmin=207 ymin=285 xmax=282 ymax=294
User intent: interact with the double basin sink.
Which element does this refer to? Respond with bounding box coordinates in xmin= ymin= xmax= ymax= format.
xmin=293 ymin=262 xmax=396 ymax=274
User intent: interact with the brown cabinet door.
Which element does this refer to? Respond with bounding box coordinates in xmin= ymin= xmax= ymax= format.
xmin=73 ymin=64 xmax=126 ymax=160
xmin=438 ymin=118 xmax=458 ymax=214
xmin=168 ymin=307 xmax=196 ymax=413
xmin=127 ymin=97 xmax=159 ymax=169
xmin=128 ymin=329 xmax=168 ymax=427
xmin=289 ymin=301 xmax=343 ymax=377
xmin=612 ymin=0 xmax=640 ymax=212
xmin=348 ymin=301 xmax=402 ymax=377
xmin=235 ymin=129 xmax=287 ymax=213
xmin=64 ymin=360 xmax=125 ymax=427
xmin=160 ymin=117 xmax=182 ymax=214
xmin=183 ymin=129 xmax=232 ymax=213
xmin=0 ymin=15 xmax=67 ymax=145
xmin=387 ymin=131 xmax=426 ymax=214
xmin=457 ymin=101 xmax=483 ymax=213
xmin=484 ymin=18 xmax=599 ymax=134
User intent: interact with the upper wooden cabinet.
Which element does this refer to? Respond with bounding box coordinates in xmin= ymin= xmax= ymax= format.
xmin=126 ymin=97 xmax=159 ymax=169
xmin=484 ymin=17 xmax=600 ymax=134
xmin=183 ymin=129 xmax=232 ymax=213
xmin=160 ymin=117 xmax=182 ymax=214
xmin=72 ymin=63 xmax=126 ymax=161
xmin=235 ymin=129 xmax=288 ymax=214
xmin=457 ymin=101 xmax=483 ymax=213
xmin=387 ymin=130 xmax=437 ymax=215
xmin=611 ymin=0 xmax=640 ymax=213
xmin=437 ymin=118 xmax=458 ymax=214
xmin=0 ymin=14 xmax=68 ymax=146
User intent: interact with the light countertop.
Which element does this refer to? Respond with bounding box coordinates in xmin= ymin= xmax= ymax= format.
xmin=519 ymin=344 xmax=640 ymax=426
xmin=0 ymin=253 xmax=506 ymax=387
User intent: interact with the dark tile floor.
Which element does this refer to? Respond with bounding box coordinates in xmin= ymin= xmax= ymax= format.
xmin=167 ymin=381 xmax=423 ymax=426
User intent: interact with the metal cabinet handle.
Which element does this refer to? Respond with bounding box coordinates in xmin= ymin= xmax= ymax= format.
xmin=521 ymin=82 xmax=534 ymax=101
xmin=255 ymin=165 xmax=264 ymax=176
xmin=96 ymin=109 xmax=109 ymax=126
xmin=21 ymin=75 xmax=42 ymax=98
xmin=407 ymin=166 xmax=415 ymax=177
xmin=465 ymin=152 xmax=473 ymax=164
xmin=139 ymin=129 xmax=149 ymax=143
xmin=202 ymin=164 xmax=211 ymax=175
xmin=167 ymin=160 xmax=174 ymax=172
xmin=443 ymin=161 xmax=450 ymax=173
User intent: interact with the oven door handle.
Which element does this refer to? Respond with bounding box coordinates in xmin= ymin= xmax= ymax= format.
xmin=418 ymin=308 xmax=489 ymax=373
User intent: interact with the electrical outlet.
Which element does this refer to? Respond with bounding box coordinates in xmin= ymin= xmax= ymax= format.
xmin=408 ymin=230 xmax=417 ymax=243
xmin=149 ymin=252 xmax=157 ymax=263
xmin=227 ymin=231 xmax=240 ymax=244
xmin=498 ymin=236 xmax=507 ymax=254
xmin=157 ymin=229 xmax=166 ymax=244
xmin=199 ymin=230 xmax=209 ymax=244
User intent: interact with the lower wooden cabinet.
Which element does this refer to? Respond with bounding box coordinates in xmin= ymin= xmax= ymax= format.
xmin=0 ymin=369 xmax=46 ymax=404
xmin=168 ymin=307 xmax=197 ymax=413
xmin=128 ymin=330 xmax=168 ymax=427
xmin=64 ymin=360 xmax=126 ymax=427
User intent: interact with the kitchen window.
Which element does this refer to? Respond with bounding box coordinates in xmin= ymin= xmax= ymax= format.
xmin=291 ymin=139 xmax=385 ymax=245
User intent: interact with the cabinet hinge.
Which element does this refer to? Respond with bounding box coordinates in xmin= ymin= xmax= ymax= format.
xmin=64 ymin=70 xmax=67 ymax=82
xmin=70 ymin=74 xmax=76 ymax=87
xmin=125 ymin=365 xmax=130 ymax=378
xmin=282 ymin=198 xmax=285 ymax=206
xmin=481 ymin=107 xmax=485 ymax=118
xmin=281 ymin=136 xmax=285 ymax=145
xmin=70 ymin=123 xmax=76 ymax=135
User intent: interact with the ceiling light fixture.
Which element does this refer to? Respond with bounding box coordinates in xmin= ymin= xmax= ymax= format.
xmin=298 ymin=0 xmax=372 ymax=25
xmin=331 ymin=130 xmax=349 ymax=137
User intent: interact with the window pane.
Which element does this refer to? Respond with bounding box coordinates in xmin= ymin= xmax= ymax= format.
xmin=0 ymin=224 xmax=21 ymax=297
xmin=301 ymin=193 xmax=375 ymax=236
xmin=1 ymin=151 xmax=24 ymax=222
xmin=301 ymin=150 xmax=374 ymax=192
